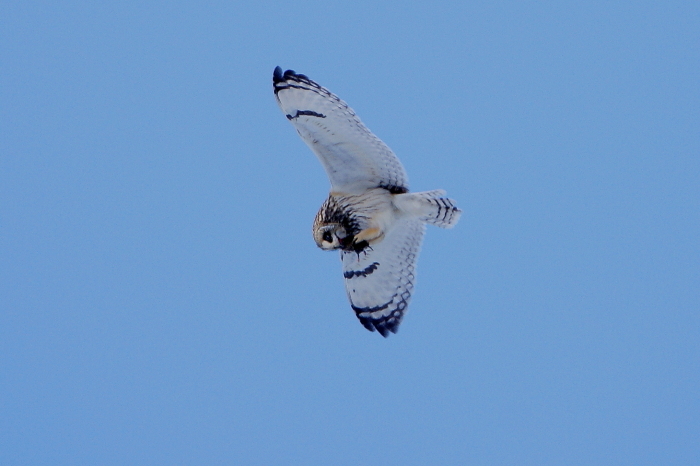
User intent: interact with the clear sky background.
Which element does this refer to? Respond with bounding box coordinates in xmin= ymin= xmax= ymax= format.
xmin=1 ymin=2 xmax=698 ymax=465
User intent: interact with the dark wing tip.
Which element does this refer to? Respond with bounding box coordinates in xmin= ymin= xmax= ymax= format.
xmin=375 ymin=322 xmax=391 ymax=338
xmin=372 ymin=320 xmax=399 ymax=338
xmin=273 ymin=66 xmax=283 ymax=82
xmin=273 ymin=67 xmax=312 ymax=84
xmin=355 ymin=308 xmax=402 ymax=338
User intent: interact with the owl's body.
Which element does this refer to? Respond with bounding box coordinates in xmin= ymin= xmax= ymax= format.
xmin=273 ymin=67 xmax=461 ymax=337
xmin=315 ymin=188 xmax=396 ymax=251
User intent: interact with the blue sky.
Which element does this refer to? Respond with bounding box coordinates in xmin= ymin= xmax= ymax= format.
xmin=1 ymin=1 xmax=698 ymax=464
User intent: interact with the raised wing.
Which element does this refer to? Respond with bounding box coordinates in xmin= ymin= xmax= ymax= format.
xmin=273 ymin=67 xmax=409 ymax=195
xmin=341 ymin=218 xmax=425 ymax=337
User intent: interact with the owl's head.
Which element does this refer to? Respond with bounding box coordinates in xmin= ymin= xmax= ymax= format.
xmin=313 ymin=223 xmax=349 ymax=250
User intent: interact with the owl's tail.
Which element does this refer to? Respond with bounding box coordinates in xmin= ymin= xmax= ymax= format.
xmin=394 ymin=190 xmax=462 ymax=228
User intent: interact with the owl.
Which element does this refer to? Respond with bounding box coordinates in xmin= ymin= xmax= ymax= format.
xmin=273 ymin=67 xmax=461 ymax=337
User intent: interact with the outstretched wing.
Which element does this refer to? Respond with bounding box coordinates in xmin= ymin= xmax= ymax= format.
xmin=273 ymin=67 xmax=409 ymax=195
xmin=341 ymin=218 xmax=425 ymax=337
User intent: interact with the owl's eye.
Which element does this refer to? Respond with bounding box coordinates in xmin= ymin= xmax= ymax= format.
xmin=322 ymin=231 xmax=333 ymax=243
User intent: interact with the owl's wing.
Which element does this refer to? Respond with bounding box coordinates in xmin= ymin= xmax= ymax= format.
xmin=341 ymin=218 xmax=425 ymax=337
xmin=273 ymin=67 xmax=409 ymax=195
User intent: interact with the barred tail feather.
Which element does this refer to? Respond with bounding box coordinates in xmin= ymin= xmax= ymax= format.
xmin=394 ymin=190 xmax=462 ymax=228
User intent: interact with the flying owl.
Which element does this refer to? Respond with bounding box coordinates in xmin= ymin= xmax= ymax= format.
xmin=273 ymin=66 xmax=461 ymax=337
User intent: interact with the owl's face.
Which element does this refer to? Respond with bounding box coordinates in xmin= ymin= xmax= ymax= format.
xmin=313 ymin=223 xmax=349 ymax=250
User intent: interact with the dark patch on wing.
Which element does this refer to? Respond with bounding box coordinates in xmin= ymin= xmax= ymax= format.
xmin=344 ymin=262 xmax=379 ymax=279
xmin=286 ymin=110 xmax=326 ymax=120
xmin=351 ymin=302 xmax=390 ymax=313
xmin=380 ymin=183 xmax=409 ymax=194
